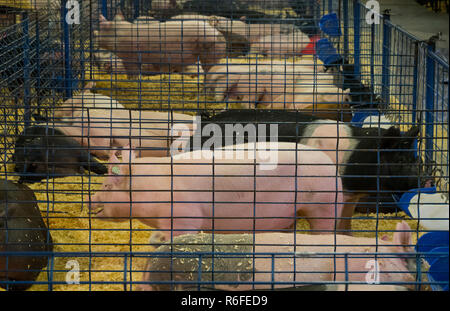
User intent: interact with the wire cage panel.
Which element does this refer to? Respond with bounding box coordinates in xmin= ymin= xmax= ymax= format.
xmin=0 ymin=0 xmax=448 ymax=291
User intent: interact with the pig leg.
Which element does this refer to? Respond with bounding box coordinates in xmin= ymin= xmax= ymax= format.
xmin=198 ymin=45 xmax=225 ymax=73
xmin=155 ymin=207 xmax=206 ymax=241
xmin=299 ymin=202 xmax=341 ymax=235
xmin=338 ymin=193 xmax=365 ymax=235
xmin=298 ymin=183 xmax=344 ymax=235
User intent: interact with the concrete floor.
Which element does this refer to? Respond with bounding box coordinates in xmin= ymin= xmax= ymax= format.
xmin=378 ymin=0 xmax=449 ymax=60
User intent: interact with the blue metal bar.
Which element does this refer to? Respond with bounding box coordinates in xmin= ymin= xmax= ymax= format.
xmin=381 ymin=11 xmax=391 ymax=104
xmin=62 ymin=0 xmax=73 ymax=100
xmin=123 ymin=254 xmax=128 ymax=291
xmin=35 ymin=15 xmax=42 ymax=110
xmin=353 ymin=0 xmax=361 ymax=78
xmin=197 ymin=254 xmax=203 ymax=291
xmin=412 ymin=42 xmax=419 ymax=123
xmin=425 ymin=44 xmax=436 ymax=172
xmin=370 ymin=22 xmax=375 ymax=92
xmin=101 ymin=0 xmax=108 ymax=19
xmin=134 ymin=0 xmax=140 ymax=19
xmin=343 ymin=0 xmax=349 ymax=57
xmin=22 ymin=12 xmax=31 ymax=129
xmin=48 ymin=254 xmax=55 ymax=291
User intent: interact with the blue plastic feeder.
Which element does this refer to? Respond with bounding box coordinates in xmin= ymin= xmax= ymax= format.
xmin=351 ymin=110 xmax=380 ymax=127
xmin=427 ymin=247 xmax=449 ymax=291
xmin=316 ymin=38 xmax=341 ymax=66
xmin=416 ymin=231 xmax=449 ymax=255
xmin=416 ymin=231 xmax=449 ymax=291
xmin=397 ymin=186 xmax=437 ymax=217
xmin=319 ymin=13 xmax=342 ymax=37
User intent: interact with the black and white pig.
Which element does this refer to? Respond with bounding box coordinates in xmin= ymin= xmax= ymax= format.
xmin=1 ymin=179 xmax=53 ymax=291
xmin=183 ymin=109 xmax=425 ymax=231
xmin=13 ymin=126 xmax=107 ymax=183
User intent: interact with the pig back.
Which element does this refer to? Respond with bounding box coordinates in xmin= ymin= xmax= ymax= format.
xmin=56 ymin=108 xmax=197 ymax=158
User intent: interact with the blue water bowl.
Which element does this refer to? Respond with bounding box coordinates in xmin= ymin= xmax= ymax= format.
xmin=315 ymin=38 xmax=341 ymax=66
xmin=427 ymin=247 xmax=449 ymax=291
xmin=416 ymin=231 xmax=449 ymax=255
xmin=396 ymin=186 xmax=437 ymax=217
xmin=351 ymin=110 xmax=380 ymax=127
xmin=425 ymin=246 xmax=449 ymax=266
xmin=319 ymin=13 xmax=342 ymax=37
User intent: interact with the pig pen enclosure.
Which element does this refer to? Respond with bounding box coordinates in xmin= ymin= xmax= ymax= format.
xmin=0 ymin=0 xmax=448 ymax=291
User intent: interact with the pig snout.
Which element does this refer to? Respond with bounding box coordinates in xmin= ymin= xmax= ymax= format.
xmin=86 ymin=191 xmax=106 ymax=215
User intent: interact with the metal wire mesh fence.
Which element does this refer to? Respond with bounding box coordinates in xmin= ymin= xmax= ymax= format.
xmin=0 ymin=0 xmax=448 ymax=291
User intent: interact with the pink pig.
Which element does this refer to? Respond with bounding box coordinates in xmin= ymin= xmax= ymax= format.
xmin=87 ymin=142 xmax=344 ymax=239
xmin=97 ymin=13 xmax=226 ymax=75
xmin=54 ymin=108 xmax=197 ymax=159
xmin=250 ymin=32 xmax=311 ymax=57
xmin=138 ymin=221 xmax=429 ymax=291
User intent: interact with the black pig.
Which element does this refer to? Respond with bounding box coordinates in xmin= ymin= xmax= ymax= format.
xmin=189 ymin=109 xmax=424 ymax=193
xmin=0 ymin=179 xmax=53 ymax=291
xmin=13 ymin=126 xmax=107 ymax=183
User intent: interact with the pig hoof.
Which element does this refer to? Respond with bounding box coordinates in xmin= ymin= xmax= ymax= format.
xmin=149 ymin=231 xmax=166 ymax=247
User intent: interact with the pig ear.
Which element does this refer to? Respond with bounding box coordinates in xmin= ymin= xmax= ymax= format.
xmin=99 ymin=14 xmax=108 ymax=23
xmin=99 ymin=15 xmax=112 ymax=29
xmin=393 ymin=221 xmax=413 ymax=249
xmin=381 ymin=235 xmax=390 ymax=241
xmin=108 ymin=148 xmax=120 ymax=162
xmin=108 ymin=150 xmax=121 ymax=173
xmin=107 ymin=151 xmax=126 ymax=184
